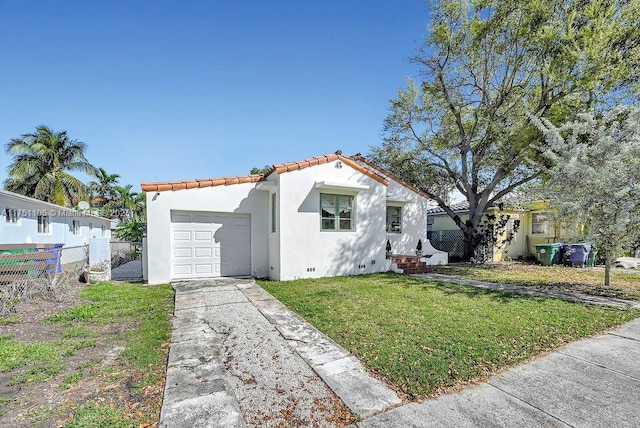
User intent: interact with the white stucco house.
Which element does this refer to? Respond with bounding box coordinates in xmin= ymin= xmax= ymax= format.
xmin=0 ymin=189 xmax=112 ymax=247
xmin=142 ymin=151 xmax=447 ymax=284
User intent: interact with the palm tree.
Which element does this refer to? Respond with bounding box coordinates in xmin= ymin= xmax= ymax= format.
xmin=89 ymin=167 xmax=120 ymax=207
xmin=105 ymin=185 xmax=144 ymax=221
xmin=4 ymin=125 xmax=97 ymax=206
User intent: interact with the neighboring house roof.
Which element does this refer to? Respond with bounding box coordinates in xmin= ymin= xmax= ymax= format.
xmin=0 ymin=189 xmax=112 ymax=223
xmin=140 ymin=151 xmax=394 ymax=193
xmin=427 ymin=198 xmax=536 ymax=215
xmin=427 ymin=201 xmax=471 ymax=215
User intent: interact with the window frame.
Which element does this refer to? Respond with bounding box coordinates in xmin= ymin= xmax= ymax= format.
xmin=271 ymin=193 xmax=276 ymax=233
xmin=101 ymin=225 xmax=107 ymax=237
xmin=37 ymin=215 xmax=51 ymax=234
xmin=531 ymin=212 xmax=550 ymax=236
xmin=320 ymin=193 xmax=355 ymax=232
xmin=72 ymin=220 xmax=80 ymax=235
xmin=386 ymin=205 xmax=402 ymax=234
xmin=4 ymin=208 xmax=19 ymax=224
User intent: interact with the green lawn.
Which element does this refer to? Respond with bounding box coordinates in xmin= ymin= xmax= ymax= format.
xmin=0 ymin=282 xmax=174 ymax=426
xmin=430 ymin=262 xmax=640 ymax=301
xmin=259 ymin=273 xmax=639 ymax=399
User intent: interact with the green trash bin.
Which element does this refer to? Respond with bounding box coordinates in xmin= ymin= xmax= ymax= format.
xmin=534 ymin=243 xmax=564 ymax=266
xmin=586 ymin=250 xmax=598 ymax=267
xmin=0 ymin=248 xmax=37 ymax=274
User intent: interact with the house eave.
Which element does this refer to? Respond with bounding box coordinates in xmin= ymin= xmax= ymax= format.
xmin=314 ymin=181 xmax=370 ymax=193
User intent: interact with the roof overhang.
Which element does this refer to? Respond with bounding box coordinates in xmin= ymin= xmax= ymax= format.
xmin=315 ymin=181 xmax=370 ymax=194
xmin=385 ymin=198 xmax=410 ymax=206
xmin=255 ymin=181 xmax=277 ymax=191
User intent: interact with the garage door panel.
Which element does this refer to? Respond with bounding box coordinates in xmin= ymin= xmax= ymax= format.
xmin=173 ymin=264 xmax=192 ymax=275
xmin=194 ymin=231 xmax=213 ymax=241
xmin=173 ymin=230 xmax=192 ymax=241
xmin=171 ymin=211 xmax=250 ymax=279
xmin=173 ymin=248 xmax=191 ymax=258
xmin=194 ymin=247 xmax=212 ymax=258
xmin=194 ymin=264 xmax=213 ymax=274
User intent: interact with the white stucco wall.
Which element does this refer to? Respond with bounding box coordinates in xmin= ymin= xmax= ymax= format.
xmin=266 ymin=174 xmax=281 ymax=280
xmin=145 ymin=183 xmax=269 ymax=285
xmin=144 ymin=158 xmax=432 ymax=283
xmin=276 ymin=160 xmax=430 ymax=280
xmin=0 ymin=191 xmax=112 ymax=247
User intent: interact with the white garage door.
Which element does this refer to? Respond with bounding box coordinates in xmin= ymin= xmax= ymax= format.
xmin=170 ymin=211 xmax=251 ymax=279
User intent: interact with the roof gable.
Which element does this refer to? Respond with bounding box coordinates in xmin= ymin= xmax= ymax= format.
xmin=141 ymin=151 xmax=390 ymax=192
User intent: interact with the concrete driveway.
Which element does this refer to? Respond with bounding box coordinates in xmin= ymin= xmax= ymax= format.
xmin=160 ymin=278 xmax=640 ymax=427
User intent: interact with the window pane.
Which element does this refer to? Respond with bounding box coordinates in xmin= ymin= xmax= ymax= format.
xmin=322 ymin=218 xmax=335 ymax=230
xmin=321 ymin=194 xmax=335 ymax=218
xmin=386 ymin=206 xmax=401 ymax=233
xmin=339 ymin=219 xmax=351 ymax=230
xmin=271 ymin=193 xmax=276 ymax=233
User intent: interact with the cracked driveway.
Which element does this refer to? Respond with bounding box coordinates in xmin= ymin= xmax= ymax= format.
xmin=159 ymin=278 xmax=357 ymax=427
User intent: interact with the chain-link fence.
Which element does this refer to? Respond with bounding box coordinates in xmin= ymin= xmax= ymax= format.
xmin=428 ymin=230 xmax=495 ymax=263
xmin=0 ymin=245 xmax=89 ymax=314
xmin=110 ymin=241 xmax=142 ymax=269
xmin=0 ymin=244 xmax=89 ymax=315
xmin=428 ymin=230 xmax=466 ymax=260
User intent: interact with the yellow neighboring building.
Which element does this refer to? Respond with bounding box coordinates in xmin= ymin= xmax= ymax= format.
xmin=427 ymin=201 xmax=579 ymax=262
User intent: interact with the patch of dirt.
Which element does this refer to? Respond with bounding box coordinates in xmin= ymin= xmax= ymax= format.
xmin=0 ymin=279 xmax=161 ymax=427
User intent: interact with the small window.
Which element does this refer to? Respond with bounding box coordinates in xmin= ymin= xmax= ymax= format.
xmin=427 ymin=217 xmax=434 ymax=232
xmin=101 ymin=225 xmax=106 ymax=237
xmin=72 ymin=220 xmax=80 ymax=235
xmin=320 ymin=193 xmax=354 ymax=231
xmin=271 ymin=193 xmax=276 ymax=233
xmin=4 ymin=208 xmax=18 ymax=224
xmin=89 ymin=222 xmax=93 ymax=230
xmin=531 ymin=212 xmax=549 ymax=235
xmin=386 ymin=206 xmax=402 ymax=233
xmin=38 ymin=215 xmax=50 ymax=234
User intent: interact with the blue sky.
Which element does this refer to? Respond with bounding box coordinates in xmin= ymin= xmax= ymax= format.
xmin=0 ymin=0 xmax=430 ymax=190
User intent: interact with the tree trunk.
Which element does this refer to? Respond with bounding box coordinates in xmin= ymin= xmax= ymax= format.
xmin=604 ymin=254 xmax=611 ymax=287
xmin=463 ymin=230 xmax=475 ymax=262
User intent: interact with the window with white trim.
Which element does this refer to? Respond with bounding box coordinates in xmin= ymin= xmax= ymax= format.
xmin=72 ymin=220 xmax=80 ymax=235
xmin=38 ymin=215 xmax=50 ymax=234
xmin=427 ymin=217 xmax=434 ymax=232
xmin=271 ymin=193 xmax=276 ymax=233
xmin=4 ymin=208 xmax=18 ymax=224
xmin=531 ymin=212 xmax=550 ymax=235
xmin=386 ymin=206 xmax=402 ymax=233
xmin=320 ymin=193 xmax=354 ymax=231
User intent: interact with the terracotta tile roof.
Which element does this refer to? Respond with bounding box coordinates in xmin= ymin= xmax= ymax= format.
xmin=141 ymin=175 xmax=265 ymax=192
xmin=141 ymin=151 xmax=389 ymax=192
xmin=350 ymin=154 xmax=431 ymax=199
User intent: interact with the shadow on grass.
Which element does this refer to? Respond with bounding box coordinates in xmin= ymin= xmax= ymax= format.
xmin=384 ymin=272 xmax=555 ymax=304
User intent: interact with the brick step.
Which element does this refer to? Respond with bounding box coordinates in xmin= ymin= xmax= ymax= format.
xmin=391 ymin=256 xmax=423 ymax=264
xmin=395 ymin=262 xmax=427 ymax=269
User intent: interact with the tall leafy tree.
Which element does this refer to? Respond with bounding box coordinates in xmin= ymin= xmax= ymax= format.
xmin=369 ymin=0 xmax=640 ymax=260
xmin=89 ymin=167 xmax=120 ymax=204
xmin=4 ymin=125 xmax=97 ymax=206
xmin=534 ymin=106 xmax=640 ymax=286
